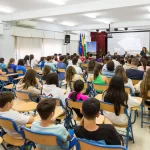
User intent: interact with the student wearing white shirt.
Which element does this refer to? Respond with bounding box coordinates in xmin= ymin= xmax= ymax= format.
xmin=42 ymin=73 xmax=66 ymax=107
xmin=30 ymin=54 xmax=37 ymax=69
xmin=102 ymin=75 xmax=140 ymax=125
xmin=112 ymin=55 xmax=120 ymax=68
xmin=0 ymin=92 xmax=34 ymax=139
xmin=24 ymin=55 xmax=30 ymax=66
xmin=115 ymin=65 xmax=135 ymax=94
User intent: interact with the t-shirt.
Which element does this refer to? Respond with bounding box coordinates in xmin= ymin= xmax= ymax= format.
xmin=9 ymin=64 xmax=17 ymax=72
xmin=68 ymin=92 xmax=88 ymax=101
xmin=68 ymin=65 xmax=82 ymax=74
xmin=75 ymin=124 xmax=121 ymax=145
xmin=31 ymin=59 xmax=37 ymax=69
xmin=44 ymin=62 xmax=56 ymax=72
xmin=31 ymin=120 xmax=69 ymax=150
xmin=0 ymin=109 xmax=30 ymax=139
xmin=16 ymin=65 xmax=26 ymax=76
xmin=57 ymin=62 xmax=67 ymax=80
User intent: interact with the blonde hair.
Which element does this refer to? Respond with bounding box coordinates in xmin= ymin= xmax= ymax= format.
xmin=66 ymin=66 xmax=76 ymax=83
xmin=7 ymin=58 xmax=15 ymax=68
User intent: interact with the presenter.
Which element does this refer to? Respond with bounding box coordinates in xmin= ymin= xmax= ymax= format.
xmin=140 ymin=47 xmax=147 ymax=57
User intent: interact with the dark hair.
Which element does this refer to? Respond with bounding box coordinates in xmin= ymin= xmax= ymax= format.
xmin=116 ymin=55 xmax=121 ymax=63
xmin=90 ymin=53 xmax=93 ymax=57
xmin=112 ymin=55 xmax=117 ymax=60
xmin=59 ymin=56 xmax=65 ymax=61
xmin=54 ymin=54 xmax=57 ymax=56
xmin=120 ymin=58 xmax=125 ymax=66
xmin=47 ymin=56 xmax=52 ymax=61
xmin=46 ymin=73 xmax=59 ymax=87
xmin=128 ymin=58 xmax=132 ymax=64
xmin=140 ymin=58 xmax=147 ymax=71
xmin=22 ymin=69 xmax=37 ymax=89
xmin=70 ymin=55 xmax=74 ymax=60
xmin=72 ymin=57 xmax=78 ymax=65
xmin=73 ymin=53 xmax=77 ymax=57
xmin=18 ymin=59 xmax=24 ymax=66
xmin=82 ymin=98 xmax=100 ymax=120
xmin=76 ymin=55 xmax=80 ymax=59
xmin=131 ymin=58 xmax=138 ymax=66
xmin=37 ymin=99 xmax=56 ymax=120
xmin=105 ymin=56 xmax=110 ymax=62
xmin=39 ymin=57 xmax=45 ymax=63
xmin=42 ymin=65 xmax=51 ymax=77
xmin=0 ymin=92 xmax=14 ymax=108
xmin=94 ymin=64 xmax=103 ymax=80
xmin=107 ymin=61 xmax=114 ymax=71
xmin=104 ymin=75 xmax=128 ymax=116
xmin=70 ymin=80 xmax=84 ymax=102
xmin=0 ymin=58 xmax=4 ymax=63
xmin=30 ymin=54 xmax=34 ymax=65
xmin=24 ymin=55 xmax=29 ymax=65
xmin=88 ymin=60 xmax=97 ymax=72
xmin=7 ymin=58 xmax=15 ymax=68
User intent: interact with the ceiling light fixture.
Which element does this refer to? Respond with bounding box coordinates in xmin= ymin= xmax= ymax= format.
xmin=48 ymin=0 xmax=67 ymax=5
xmin=83 ymin=13 xmax=97 ymax=19
xmin=0 ymin=5 xmax=14 ymax=13
xmin=60 ymin=21 xmax=76 ymax=26
xmin=39 ymin=18 xmax=54 ymax=22
xmin=96 ymin=19 xmax=111 ymax=24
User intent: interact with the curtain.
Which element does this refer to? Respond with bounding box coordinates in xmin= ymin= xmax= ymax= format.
xmin=16 ymin=37 xmax=43 ymax=60
xmin=43 ymin=39 xmax=63 ymax=56
xmin=66 ymin=41 xmax=79 ymax=54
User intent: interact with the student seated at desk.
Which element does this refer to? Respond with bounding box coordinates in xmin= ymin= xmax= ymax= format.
xmin=16 ymin=59 xmax=26 ymax=76
xmin=0 ymin=58 xmax=7 ymax=72
xmin=0 ymin=69 xmax=6 ymax=75
xmin=0 ymin=92 xmax=34 ymax=139
xmin=42 ymin=65 xmax=51 ymax=81
xmin=68 ymin=80 xmax=89 ymax=118
xmin=38 ymin=57 xmax=45 ymax=69
xmin=7 ymin=58 xmax=17 ymax=73
xmin=42 ymin=73 xmax=66 ymax=107
xmin=102 ymin=75 xmax=141 ymax=125
xmin=30 ymin=54 xmax=38 ymax=69
xmin=31 ymin=99 xmax=75 ymax=150
xmin=16 ymin=69 xmax=42 ymax=100
xmin=24 ymin=55 xmax=30 ymax=67
xmin=44 ymin=56 xmax=56 ymax=72
xmin=74 ymin=98 xmax=121 ymax=145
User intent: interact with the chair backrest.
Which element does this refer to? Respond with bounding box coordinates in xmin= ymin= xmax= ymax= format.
xmin=131 ymin=79 xmax=141 ymax=85
xmin=8 ymin=68 xmax=14 ymax=73
xmin=81 ymin=63 xmax=88 ymax=68
xmin=34 ymin=66 xmax=41 ymax=71
xmin=26 ymin=66 xmax=31 ymax=70
xmin=57 ymin=68 xmax=66 ymax=73
xmin=21 ymin=126 xmax=59 ymax=147
xmin=0 ymin=76 xmax=9 ymax=82
xmin=147 ymin=91 xmax=150 ymax=97
xmin=71 ymin=81 xmax=88 ymax=93
xmin=0 ymin=117 xmax=19 ymax=133
xmin=17 ymin=70 xmax=24 ymax=74
xmin=67 ymin=99 xmax=83 ymax=109
xmin=76 ymin=139 xmax=126 ymax=150
xmin=107 ymin=78 xmax=112 ymax=83
xmin=15 ymin=91 xmax=31 ymax=101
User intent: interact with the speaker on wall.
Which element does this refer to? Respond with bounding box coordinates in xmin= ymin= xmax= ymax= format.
xmin=65 ymin=35 xmax=70 ymax=43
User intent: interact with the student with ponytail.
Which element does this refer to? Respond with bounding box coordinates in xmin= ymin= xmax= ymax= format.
xmin=138 ymin=58 xmax=150 ymax=72
xmin=7 ymin=58 xmax=17 ymax=72
xmin=68 ymin=80 xmax=89 ymax=118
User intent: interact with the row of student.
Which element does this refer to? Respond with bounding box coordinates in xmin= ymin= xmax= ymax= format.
xmin=0 ymin=92 xmax=121 ymax=149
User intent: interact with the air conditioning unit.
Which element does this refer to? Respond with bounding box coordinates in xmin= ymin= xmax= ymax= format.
xmin=16 ymin=20 xmax=37 ymax=28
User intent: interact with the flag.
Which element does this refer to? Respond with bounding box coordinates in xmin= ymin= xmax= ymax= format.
xmin=79 ymin=34 xmax=82 ymax=55
xmin=84 ymin=34 xmax=86 ymax=57
xmin=82 ymin=34 xmax=84 ymax=56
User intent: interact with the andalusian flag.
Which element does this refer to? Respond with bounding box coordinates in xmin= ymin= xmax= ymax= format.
xmin=82 ymin=34 xmax=84 ymax=56
xmin=84 ymin=34 xmax=86 ymax=57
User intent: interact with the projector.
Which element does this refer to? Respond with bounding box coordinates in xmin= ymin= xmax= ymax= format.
xmin=107 ymin=33 xmax=113 ymax=38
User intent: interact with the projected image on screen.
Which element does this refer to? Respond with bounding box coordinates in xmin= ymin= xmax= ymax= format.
xmin=108 ymin=32 xmax=149 ymax=55
xmin=87 ymin=42 xmax=97 ymax=53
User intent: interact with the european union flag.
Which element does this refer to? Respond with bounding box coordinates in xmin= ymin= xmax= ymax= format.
xmin=79 ymin=34 xmax=82 ymax=56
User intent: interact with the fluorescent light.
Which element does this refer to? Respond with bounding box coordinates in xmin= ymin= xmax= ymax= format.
xmin=39 ymin=18 xmax=54 ymax=22
xmin=148 ymin=6 xmax=150 ymax=12
xmin=83 ymin=13 xmax=97 ymax=19
xmin=0 ymin=5 xmax=14 ymax=13
xmin=60 ymin=21 xmax=76 ymax=26
xmin=96 ymin=19 xmax=111 ymax=24
xmin=48 ymin=0 xmax=67 ymax=5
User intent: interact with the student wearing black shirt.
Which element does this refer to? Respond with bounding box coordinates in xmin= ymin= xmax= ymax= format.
xmin=74 ymin=98 xmax=121 ymax=145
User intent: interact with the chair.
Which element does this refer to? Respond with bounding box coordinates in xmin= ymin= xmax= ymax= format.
xmin=57 ymin=68 xmax=66 ymax=73
xmin=17 ymin=70 xmax=24 ymax=76
xmin=26 ymin=66 xmax=31 ymax=70
xmin=99 ymin=101 xmax=134 ymax=149
xmin=141 ymin=91 xmax=150 ymax=128
xmin=76 ymin=138 xmax=127 ymax=150
xmin=7 ymin=68 xmax=14 ymax=73
xmin=0 ymin=117 xmax=26 ymax=149
xmin=81 ymin=63 xmax=88 ymax=69
xmin=131 ymin=79 xmax=141 ymax=85
xmin=15 ymin=91 xmax=32 ymax=101
xmin=20 ymin=126 xmax=75 ymax=150
xmin=34 ymin=66 xmax=41 ymax=71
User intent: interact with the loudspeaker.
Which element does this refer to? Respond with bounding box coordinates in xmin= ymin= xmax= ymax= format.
xmin=65 ymin=35 xmax=70 ymax=43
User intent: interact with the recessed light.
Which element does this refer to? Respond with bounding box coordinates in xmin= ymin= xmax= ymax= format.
xmin=60 ymin=21 xmax=76 ymax=26
xmin=48 ymin=0 xmax=67 ymax=5
xmin=0 ymin=5 xmax=14 ymax=13
xmin=39 ymin=18 xmax=54 ymax=22
xmin=83 ymin=13 xmax=97 ymax=19
xmin=96 ymin=19 xmax=111 ymax=24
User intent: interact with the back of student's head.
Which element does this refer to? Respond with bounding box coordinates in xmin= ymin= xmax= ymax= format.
xmin=76 ymin=55 xmax=80 ymax=59
xmin=88 ymin=60 xmax=97 ymax=72
xmin=70 ymin=80 xmax=84 ymax=102
xmin=104 ymin=75 xmax=128 ymax=116
xmin=73 ymin=53 xmax=77 ymax=57
xmin=89 ymin=53 xmax=93 ymax=57
xmin=37 ymin=99 xmax=56 ymax=120
xmin=47 ymin=56 xmax=52 ymax=62
xmin=18 ymin=59 xmax=24 ymax=66
xmin=7 ymin=58 xmax=15 ymax=68
xmin=24 ymin=55 xmax=29 ymax=64
xmin=116 ymin=55 xmax=121 ymax=63
xmin=46 ymin=73 xmax=58 ymax=87
xmin=112 ymin=55 xmax=117 ymax=60
xmin=40 ymin=57 xmax=45 ymax=62
xmin=59 ymin=55 xmax=65 ymax=61
xmin=0 ymin=92 xmax=14 ymax=108
xmin=82 ymin=98 xmax=100 ymax=120
xmin=115 ymin=65 xmax=128 ymax=83
xmin=128 ymin=58 xmax=132 ymax=64
xmin=0 ymin=58 xmax=4 ymax=63
xmin=94 ymin=64 xmax=103 ymax=80
xmin=141 ymin=68 xmax=150 ymax=99
xmin=42 ymin=65 xmax=51 ymax=77
xmin=105 ymin=56 xmax=110 ymax=62
xmin=140 ymin=58 xmax=147 ymax=71
xmin=131 ymin=58 xmax=138 ymax=66
xmin=72 ymin=57 xmax=78 ymax=65
xmin=66 ymin=66 xmax=76 ymax=83
xmin=29 ymin=54 xmax=34 ymax=65
xmin=22 ymin=69 xmax=37 ymax=89
xmin=107 ymin=60 xmax=114 ymax=71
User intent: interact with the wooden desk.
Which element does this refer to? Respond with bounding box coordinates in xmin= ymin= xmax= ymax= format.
xmin=6 ymin=73 xmax=18 ymax=77
xmin=4 ymin=84 xmax=14 ymax=90
xmin=96 ymin=115 xmax=105 ymax=124
xmin=26 ymin=107 xmax=64 ymax=128
xmin=12 ymin=99 xmax=37 ymax=112
xmin=36 ymin=70 xmax=42 ymax=74
xmin=95 ymin=94 xmax=102 ymax=100
xmin=13 ymin=76 xmax=24 ymax=81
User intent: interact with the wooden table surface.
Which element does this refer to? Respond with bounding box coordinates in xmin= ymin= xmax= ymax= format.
xmin=6 ymin=73 xmax=19 ymax=77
